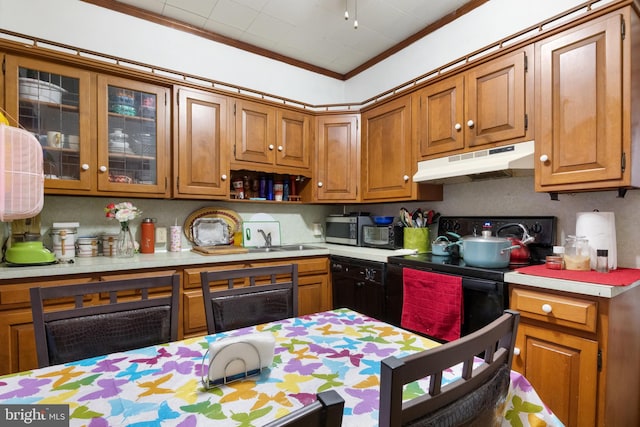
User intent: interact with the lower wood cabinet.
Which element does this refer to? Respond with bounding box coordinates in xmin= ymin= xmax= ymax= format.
xmin=182 ymin=256 xmax=331 ymax=338
xmin=0 ymin=275 xmax=97 ymax=375
xmin=0 ymin=259 xmax=330 ymax=376
xmin=509 ymin=284 xmax=640 ymax=427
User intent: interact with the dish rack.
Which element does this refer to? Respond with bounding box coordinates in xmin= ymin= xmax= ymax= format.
xmin=0 ymin=124 xmax=44 ymax=221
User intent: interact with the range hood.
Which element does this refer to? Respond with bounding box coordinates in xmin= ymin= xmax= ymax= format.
xmin=413 ymin=140 xmax=535 ymax=184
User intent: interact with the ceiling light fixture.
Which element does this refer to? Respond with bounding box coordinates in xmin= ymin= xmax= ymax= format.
xmin=343 ymin=0 xmax=358 ymax=29
xmin=354 ymin=0 xmax=358 ymax=29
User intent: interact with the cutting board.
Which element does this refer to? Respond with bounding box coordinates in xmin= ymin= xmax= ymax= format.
xmin=192 ymin=245 xmax=249 ymax=255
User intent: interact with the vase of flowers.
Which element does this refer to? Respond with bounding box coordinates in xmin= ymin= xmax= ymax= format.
xmin=105 ymin=202 xmax=142 ymax=258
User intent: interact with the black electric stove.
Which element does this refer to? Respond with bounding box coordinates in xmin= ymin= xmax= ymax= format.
xmin=389 ymin=215 xmax=557 ymax=281
xmin=385 ymin=216 xmax=557 ymax=339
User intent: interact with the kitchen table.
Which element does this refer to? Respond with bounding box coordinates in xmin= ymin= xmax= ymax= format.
xmin=0 ymin=309 xmax=562 ymax=426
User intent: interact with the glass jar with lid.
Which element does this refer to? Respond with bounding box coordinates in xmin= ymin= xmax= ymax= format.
xmin=564 ymin=235 xmax=590 ymax=270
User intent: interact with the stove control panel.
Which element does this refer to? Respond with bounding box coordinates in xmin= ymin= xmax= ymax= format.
xmin=437 ymin=216 xmax=557 ymax=247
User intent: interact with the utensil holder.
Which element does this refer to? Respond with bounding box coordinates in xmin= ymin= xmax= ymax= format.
xmin=403 ymin=228 xmax=430 ymax=253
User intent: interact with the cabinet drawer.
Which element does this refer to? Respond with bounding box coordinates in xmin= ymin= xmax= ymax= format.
xmin=511 ymin=287 xmax=597 ymax=333
xmin=183 ymin=257 xmax=329 ymax=289
xmin=0 ymin=277 xmax=95 ymax=306
xmin=255 ymin=257 xmax=329 ymax=275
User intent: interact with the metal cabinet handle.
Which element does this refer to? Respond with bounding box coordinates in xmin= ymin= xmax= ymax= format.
xmin=454 ymin=123 xmax=462 ymax=131
xmin=467 ymin=119 xmax=475 ymax=128
xmin=221 ymin=174 xmax=227 ymax=181
xmin=268 ymin=144 xmax=274 ymax=150
xmin=81 ymin=164 xmax=90 ymax=171
xmin=541 ymin=303 xmax=553 ymax=314
xmin=403 ymin=175 xmax=409 ymax=182
xmin=278 ymin=145 xmax=283 ymax=151
xmin=317 ymin=181 xmax=323 ymax=188
xmin=99 ymin=165 xmax=107 ymax=173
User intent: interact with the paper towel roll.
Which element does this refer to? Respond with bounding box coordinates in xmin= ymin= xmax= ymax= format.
xmin=575 ymin=212 xmax=617 ymax=270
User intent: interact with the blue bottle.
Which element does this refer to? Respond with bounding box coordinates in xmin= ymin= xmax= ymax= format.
xmin=266 ymin=176 xmax=274 ymax=200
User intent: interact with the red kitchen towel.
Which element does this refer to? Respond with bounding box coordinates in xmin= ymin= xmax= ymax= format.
xmin=401 ymin=268 xmax=462 ymax=342
xmin=515 ymin=264 xmax=640 ymax=286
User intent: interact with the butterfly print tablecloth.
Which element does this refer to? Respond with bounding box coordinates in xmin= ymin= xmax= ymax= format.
xmin=0 ymin=308 xmax=562 ymax=426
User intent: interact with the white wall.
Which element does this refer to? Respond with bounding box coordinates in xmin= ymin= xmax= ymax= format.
xmin=0 ymin=0 xmax=604 ymax=105
xmin=347 ymin=0 xmax=607 ymax=101
xmin=0 ymin=0 xmax=343 ymax=105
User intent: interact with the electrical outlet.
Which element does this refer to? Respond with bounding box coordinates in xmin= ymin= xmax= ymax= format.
xmin=156 ymin=227 xmax=167 ymax=244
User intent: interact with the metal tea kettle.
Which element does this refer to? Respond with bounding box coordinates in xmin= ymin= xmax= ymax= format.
xmin=496 ymin=223 xmax=535 ymax=265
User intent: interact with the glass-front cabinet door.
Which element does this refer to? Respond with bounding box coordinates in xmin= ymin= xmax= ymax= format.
xmin=97 ymin=75 xmax=169 ymax=196
xmin=4 ymin=56 xmax=93 ymax=191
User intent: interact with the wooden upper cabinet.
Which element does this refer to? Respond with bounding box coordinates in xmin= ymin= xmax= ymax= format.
xmin=174 ymin=87 xmax=229 ymax=198
xmin=414 ymin=47 xmax=532 ymax=159
xmin=233 ymin=99 xmax=276 ymax=165
xmin=97 ymin=75 xmax=170 ymax=197
xmin=362 ymin=96 xmax=413 ymax=201
xmin=466 ymin=49 xmax=529 ymax=147
xmin=231 ymin=99 xmax=312 ymax=175
xmin=4 ymin=55 xmax=94 ymax=192
xmin=315 ymin=114 xmax=359 ymax=202
xmin=413 ymin=74 xmax=465 ymax=157
xmin=535 ymin=10 xmax=636 ymax=192
xmin=275 ymin=109 xmax=311 ymax=170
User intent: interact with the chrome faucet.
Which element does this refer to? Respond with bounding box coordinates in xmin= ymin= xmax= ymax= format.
xmin=257 ymin=229 xmax=272 ymax=247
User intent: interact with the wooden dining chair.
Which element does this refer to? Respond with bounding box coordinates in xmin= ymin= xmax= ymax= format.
xmin=263 ymin=390 xmax=344 ymax=427
xmin=379 ymin=310 xmax=520 ymax=427
xmin=200 ymin=264 xmax=298 ymax=334
xmin=30 ymin=273 xmax=180 ymax=368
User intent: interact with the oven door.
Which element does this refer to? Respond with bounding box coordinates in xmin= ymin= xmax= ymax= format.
xmin=460 ymin=277 xmax=506 ymax=336
xmin=385 ymin=264 xmax=506 ymax=337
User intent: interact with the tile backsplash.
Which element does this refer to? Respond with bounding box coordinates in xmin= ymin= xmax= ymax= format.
xmin=2 ymin=175 xmax=638 ymax=267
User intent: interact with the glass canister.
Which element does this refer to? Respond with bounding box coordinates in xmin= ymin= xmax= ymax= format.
xmin=564 ymin=235 xmax=590 ymax=270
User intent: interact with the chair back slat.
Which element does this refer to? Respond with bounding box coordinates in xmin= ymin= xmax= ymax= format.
xmin=200 ymin=264 xmax=298 ymax=334
xmin=30 ymin=274 xmax=180 ymax=368
xmin=379 ymin=310 xmax=520 ymax=427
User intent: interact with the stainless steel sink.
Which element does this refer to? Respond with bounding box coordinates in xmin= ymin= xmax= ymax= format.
xmin=276 ymin=244 xmax=324 ymax=251
xmin=247 ymin=245 xmax=324 ymax=253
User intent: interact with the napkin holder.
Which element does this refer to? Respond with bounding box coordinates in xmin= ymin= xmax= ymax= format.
xmin=201 ymin=333 xmax=275 ymax=389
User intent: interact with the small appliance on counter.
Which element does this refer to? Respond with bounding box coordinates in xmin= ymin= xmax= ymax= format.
xmin=361 ymin=221 xmax=404 ymax=249
xmin=325 ymin=213 xmax=373 ymax=246
xmin=4 ymin=214 xmax=56 ymax=266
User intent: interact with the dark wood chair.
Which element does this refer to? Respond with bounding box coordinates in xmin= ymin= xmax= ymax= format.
xmin=379 ymin=310 xmax=520 ymax=427
xmin=200 ymin=264 xmax=298 ymax=334
xmin=263 ymin=390 xmax=344 ymax=427
xmin=30 ymin=273 xmax=180 ymax=368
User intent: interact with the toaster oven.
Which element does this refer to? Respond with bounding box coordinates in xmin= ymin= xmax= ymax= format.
xmin=361 ymin=224 xmax=404 ymax=249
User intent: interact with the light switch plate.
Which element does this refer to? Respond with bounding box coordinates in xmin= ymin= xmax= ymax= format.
xmin=156 ymin=227 xmax=167 ymax=243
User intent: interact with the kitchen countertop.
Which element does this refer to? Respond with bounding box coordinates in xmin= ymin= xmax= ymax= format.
xmin=505 ymin=271 xmax=640 ymax=298
xmin=0 ymin=244 xmax=416 ymax=280
xmin=5 ymin=245 xmax=634 ymax=300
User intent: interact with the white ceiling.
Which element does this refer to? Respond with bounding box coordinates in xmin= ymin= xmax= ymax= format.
xmin=112 ymin=0 xmax=475 ymax=77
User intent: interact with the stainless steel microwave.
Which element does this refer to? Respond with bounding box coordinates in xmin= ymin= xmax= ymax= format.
xmin=325 ymin=215 xmax=373 ymax=246
xmin=362 ymin=224 xmax=404 ymax=249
